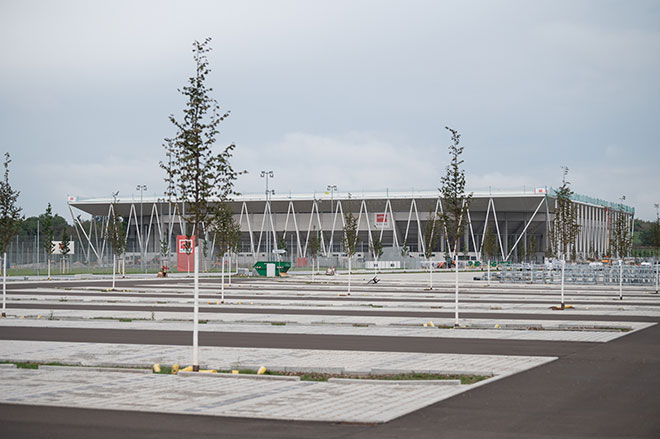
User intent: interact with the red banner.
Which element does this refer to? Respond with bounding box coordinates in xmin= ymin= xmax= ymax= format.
xmin=176 ymin=235 xmax=195 ymax=272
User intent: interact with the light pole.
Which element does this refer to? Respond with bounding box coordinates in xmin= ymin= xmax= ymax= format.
xmin=136 ymin=184 xmax=147 ymax=272
xmin=327 ymin=185 xmax=337 ymax=218
xmin=655 ymin=203 xmax=659 ymax=294
xmin=261 ymin=171 xmax=275 ymax=261
xmin=327 ymin=185 xmax=337 ymax=254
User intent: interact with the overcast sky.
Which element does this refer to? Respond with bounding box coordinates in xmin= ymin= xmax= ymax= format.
xmin=1 ymin=0 xmax=659 ymax=221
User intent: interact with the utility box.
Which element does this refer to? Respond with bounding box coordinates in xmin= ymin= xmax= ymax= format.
xmin=253 ymin=261 xmax=291 ymax=277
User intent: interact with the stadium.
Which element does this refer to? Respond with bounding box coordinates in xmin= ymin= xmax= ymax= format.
xmin=67 ymin=188 xmax=634 ymax=270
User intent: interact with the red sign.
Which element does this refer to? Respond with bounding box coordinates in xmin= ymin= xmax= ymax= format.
xmin=176 ymin=235 xmax=195 ymax=272
xmin=374 ymin=213 xmax=389 ymax=229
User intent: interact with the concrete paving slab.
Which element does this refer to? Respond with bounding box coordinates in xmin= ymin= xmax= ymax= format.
xmin=0 ymin=366 xmax=516 ymax=423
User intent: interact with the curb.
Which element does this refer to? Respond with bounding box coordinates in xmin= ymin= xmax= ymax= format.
xmin=0 ymin=363 xmax=17 ymax=368
xmin=328 ymin=378 xmax=461 ymax=385
xmin=39 ymin=365 xmax=152 ymax=374
xmin=177 ymin=371 xmax=300 ymax=381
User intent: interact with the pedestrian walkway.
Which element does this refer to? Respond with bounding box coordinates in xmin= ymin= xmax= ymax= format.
xmin=0 ymin=341 xmax=556 ymax=423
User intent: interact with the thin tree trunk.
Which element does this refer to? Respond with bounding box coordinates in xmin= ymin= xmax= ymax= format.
xmin=112 ymin=254 xmax=116 ymax=290
xmin=48 ymin=258 xmax=51 ymax=280
xmin=2 ymin=253 xmax=6 ymax=317
xmin=454 ymin=254 xmax=459 ymax=327
xmin=429 ymin=257 xmax=433 ymax=290
xmin=192 ymin=241 xmax=200 ymax=371
xmin=619 ymin=259 xmax=623 ymax=300
xmin=348 ymin=257 xmax=351 ymax=295
xmin=560 ymin=255 xmax=565 ymax=309
xmin=487 ymin=259 xmax=491 ymax=286
xmin=221 ymin=254 xmax=225 ymax=303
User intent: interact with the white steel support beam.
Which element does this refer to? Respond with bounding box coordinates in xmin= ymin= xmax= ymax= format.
xmin=506 ymin=197 xmax=545 ymax=261
xmin=489 ymin=198 xmax=506 ymax=260
xmin=238 ymin=202 xmax=255 ymax=254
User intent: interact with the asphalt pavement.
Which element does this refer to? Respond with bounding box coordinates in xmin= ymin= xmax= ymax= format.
xmin=1 ymin=276 xmax=659 ymax=438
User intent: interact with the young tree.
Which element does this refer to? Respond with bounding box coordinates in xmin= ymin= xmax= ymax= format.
xmin=652 ymin=205 xmax=660 ymax=257
xmin=0 ymin=153 xmax=22 ymax=317
xmin=160 ymin=237 xmax=169 ymax=272
xmin=438 ymin=127 xmax=472 ymax=326
xmin=483 ymin=224 xmax=498 ymax=286
xmin=308 ymin=227 xmax=321 ymax=281
xmin=161 ymin=38 xmax=244 ymax=371
xmin=343 ymin=210 xmax=359 ymax=295
xmin=277 ymin=234 xmax=288 ymax=263
xmin=550 ymin=167 xmax=581 ymax=309
xmin=652 ymin=204 xmax=660 ymax=294
xmin=212 ymin=202 xmax=240 ymax=302
xmin=529 ymin=235 xmax=538 ymax=263
xmin=60 ymin=229 xmax=71 ymax=274
xmin=104 ymin=203 xmax=126 ymax=290
xmin=370 ymin=237 xmax=383 ymax=277
xmin=400 ymin=240 xmax=410 ymax=270
xmin=423 ymin=210 xmax=439 ymax=289
xmin=42 ymin=203 xmax=55 ymax=279
xmin=550 ymin=169 xmax=581 ymax=261
xmin=610 ymin=200 xmax=632 ymax=259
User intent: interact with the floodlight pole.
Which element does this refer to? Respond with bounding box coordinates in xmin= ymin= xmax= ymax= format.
xmin=261 ymin=171 xmax=274 ymax=261
xmin=136 ymin=185 xmax=147 ymax=272
xmin=327 ymin=184 xmax=337 ymax=224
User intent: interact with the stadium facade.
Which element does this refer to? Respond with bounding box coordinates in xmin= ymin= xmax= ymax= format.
xmin=67 ymin=188 xmax=634 ymax=267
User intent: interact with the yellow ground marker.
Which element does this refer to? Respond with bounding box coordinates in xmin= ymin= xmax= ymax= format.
xmin=257 ymin=366 xmax=267 ymax=375
xmin=429 ymin=321 xmax=435 ymax=327
xmin=172 ymin=364 xmax=180 ymax=374
xmin=153 ymin=364 xmax=161 ymax=373
xmin=232 ymin=370 xmax=239 ymax=374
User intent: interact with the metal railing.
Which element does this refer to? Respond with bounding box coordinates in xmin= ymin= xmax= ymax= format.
xmin=500 ymin=263 xmax=659 ymax=286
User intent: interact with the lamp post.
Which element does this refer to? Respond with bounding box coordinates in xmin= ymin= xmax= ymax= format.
xmin=136 ymin=184 xmax=147 ymax=272
xmin=261 ymin=171 xmax=275 ymax=261
xmin=655 ymin=203 xmax=659 ymax=295
xmin=327 ymin=185 xmax=337 ymax=254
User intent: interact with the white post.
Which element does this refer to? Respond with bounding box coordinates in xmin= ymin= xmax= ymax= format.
xmin=454 ymin=254 xmax=459 ymax=327
xmin=312 ymin=257 xmax=315 ymax=282
xmin=348 ymin=257 xmax=352 ymax=294
xmin=429 ymin=257 xmax=433 ymax=290
xmin=112 ymin=254 xmax=116 ymax=290
xmin=47 ymin=257 xmax=51 ymax=280
xmin=619 ymin=259 xmax=623 ymax=300
xmin=221 ymin=254 xmax=225 ymax=303
xmin=2 ymin=253 xmax=6 ymax=317
xmin=228 ymin=253 xmax=232 ymax=285
xmin=192 ymin=241 xmax=200 ymax=371
xmin=560 ymin=255 xmax=565 ymax=309
xmin=655 ymin=259 xmax=660 ymax=294
xmin=487 ymin=259 xmax=491 ymax=286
